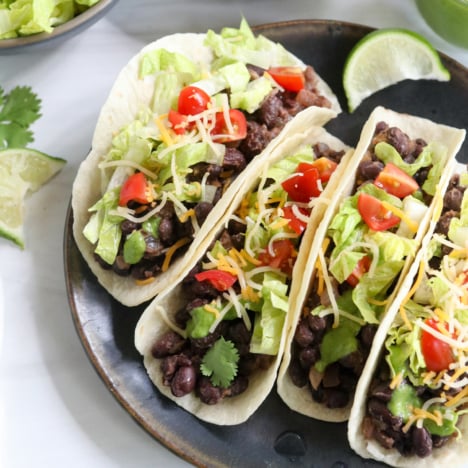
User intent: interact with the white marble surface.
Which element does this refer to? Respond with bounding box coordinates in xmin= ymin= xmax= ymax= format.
xmin=0 ymin=1 xmax=467 ymax=467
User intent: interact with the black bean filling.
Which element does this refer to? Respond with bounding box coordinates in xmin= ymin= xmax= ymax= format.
xmin=149 ymin=140 xmax=345 ymax=404
xmin=364 ymin=172 xmax=467 ymax=458
xmin=95 ymin=65 xmax=332 ymax=280
xmin=288 ymin=123 xmax=435 ymax=409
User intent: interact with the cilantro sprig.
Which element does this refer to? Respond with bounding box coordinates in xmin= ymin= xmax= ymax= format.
xmin=0 ymin=86 xmax=41 ymax=150
xmin=200 ymin=337 xmax=240 ymax=388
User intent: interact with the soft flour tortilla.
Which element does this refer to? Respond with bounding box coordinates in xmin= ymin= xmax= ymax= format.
xmin=277 ymin=106 xmax=466 ymax=423
xmin=348 ymin=161 xmax=468 ymax=468
xmin=71 ymin=31 xmax=341 ymax=307
xmin=134 ymin=114 xmax=353 ymax=425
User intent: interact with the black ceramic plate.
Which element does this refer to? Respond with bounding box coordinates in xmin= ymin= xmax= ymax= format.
xmin=64 ymin=20 xmax=468 ymax=468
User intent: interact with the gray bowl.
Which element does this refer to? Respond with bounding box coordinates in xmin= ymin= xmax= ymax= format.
xmin=0 ymin=0 xmax=118 ymax=53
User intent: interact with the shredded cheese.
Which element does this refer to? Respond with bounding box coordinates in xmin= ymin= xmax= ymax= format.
xmin=399 ymin=260 xmax=426 ymax=331
xmin=154 ymin=114 xmax=174 ymax=147
xmin=161 ymin=237 xmax=190 ymax=272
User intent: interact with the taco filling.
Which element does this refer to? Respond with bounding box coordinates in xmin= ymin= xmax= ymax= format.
xmin=361 ymin=171 xmax=468 ymax=459
xmin=287 ymin=121 xmax=448 ymax=410
xmin=148 ymin=141 xmax=345 ymax=404
xmin=81 ymin=20 xmax=335 ymax=284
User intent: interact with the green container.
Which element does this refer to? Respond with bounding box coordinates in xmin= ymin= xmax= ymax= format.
xmin=416 ymin=0 xmax=468 ymax=49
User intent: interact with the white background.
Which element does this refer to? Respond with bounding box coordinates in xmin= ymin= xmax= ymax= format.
xmin=1 ymin=1 xmax=467 ymax=467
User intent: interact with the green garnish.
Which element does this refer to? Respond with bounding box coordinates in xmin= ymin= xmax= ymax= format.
xmin=200 ymin=337 xmax=239 ymax=388
xmin=0 ymin=85 xmax=41 ymax=149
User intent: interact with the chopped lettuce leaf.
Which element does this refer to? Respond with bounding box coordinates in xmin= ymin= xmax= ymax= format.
xmin=139 ymin=48 xmax=199 ymax=79
xmin=204 ymin=17 xmax=300 ymax=70
xmin=230 ymin=76 xmax=273 ymax=114
xmin=374 ymin=141 xmax=432 ymax=176
xmin=250 ymin=272 xmax=289 ymax=355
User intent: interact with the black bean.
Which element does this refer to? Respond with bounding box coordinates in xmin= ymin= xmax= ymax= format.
xmin=287 ymin=360 xmax=308 ymax=387
xmin=143 ymin=234 xmax=164 ymax=259
xmin=121 ymin=219 xmax=139 ymax=235
xmin=359 ymin=324 xmax=377 ymax=350
xmin=294 ymin=318 xmax=315 ymax=347
xmin=412 ymin=426 xmax=433 ymax=458
xmin=223 ymin=147 xmax=247 ymax=172
xmin=368 ymin=398 xmax=403 ymax=431
xmin=339 ymin=349 xmax=364 ymax=375
xmin=323 ymin=387 xmax=349 ymax=408
xmin=197 ymin=376 xmax=224 ymax=405
xmin=308 ymin=314 xmax=329 ymax=333
xmin=171 ymin=365 xmax=197 ymax=397
xmin=299 ymin=346 xmax=319 ymax=369
xmin=322 ymin=362 xmax=341 ymax=388
xmin=444 ymin=187 xmax=464 ymax=211
xmin=369 ymin=382 xmax=393 ymax=402
xmin=161 ymin=354 xmax=192 ymax=384
xmin=194 ymin=201 xmax=213 ymax=225
xmin=387 ymin=127 xmax=411 ymax=157
xmin=436 ymin=210 xmax=459 ymax=236
xmin=238 ymin=121 xmax=272 ymax=160
xmin=358 ymin=160 xmax=384 ymax=181
xmin=227 ymin=375 xmax=249 ymax=397
xmin=151 ymin=331 xmax=186 ymax=358
xmin=158 ymin=217 xmax=174 ymax=244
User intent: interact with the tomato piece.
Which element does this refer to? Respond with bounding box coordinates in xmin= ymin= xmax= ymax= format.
xmin=177 ymin=86 xmax=211 ymax=116
xmin=168 ymin=109 xmax=189 ymax=135
xmin=194 ymin=270 xmax=237 ymax=292
xmin=258 ymin=239 xmax=296 ymax=274
xmin=307 ymin=157 xmax=338 ymax=183
xmin=282 ymin=165 xmax=321 ymax=203
xmin=211 ymin=109 xmax=247 ymax=143
xmin=282 ymin=205 xmax=310 ymax=235
xmin=346 ymin=255 xmax=372 ymax=287
xmin=357 ymin=193 xmax=400 ymax=231
xmin=421 ymin=318 xmax=455 ymax=372
xmin=119 ymin=172 xmax=150 ymax=207
xmin=374 ymin=163 xmax=419 ymax=198
xmin=268 ymin=66 xmax=305 ymax=92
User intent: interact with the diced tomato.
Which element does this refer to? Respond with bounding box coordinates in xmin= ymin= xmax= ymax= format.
xmin=168 ymin=109 xmax=189 ymax=135
xmin=357 ymin=192 xmax=400 ymax=231
xmin=119 ymin=172 xmax=150 ymax=207
xmin=421 ymin=318 xmax=455 ymax=372
xmin=258 ymin=239 xmax=296 ymax=274
xmin=346 ymin=255 xmax=372 ymax=287
xmin=374 ymin=163 xmax=419 ymax=198
xmin=268 ymin=66 xmax=305 ymax=92
xmin=177 ymin=86 xmax=211 ymax=116
xmin=211 ymin=109 xmax=247 ymax=143
xmin=282 ymin=205 xmax=310 ymax=235
xmin=307 ymin=157 xmax=338 ymax=183
xmin=282 ymin=164 xmax=321 ymax=203
xmin=194 ymin=270 xmax=237 ymax=291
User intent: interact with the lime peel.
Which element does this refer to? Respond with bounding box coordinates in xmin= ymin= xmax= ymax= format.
xmin=343 ymin=28 xmax=450 ymax=113
xmin=0 ymin=148 xmax=66 ymax=248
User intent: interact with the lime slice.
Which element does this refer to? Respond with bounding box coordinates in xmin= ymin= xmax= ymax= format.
xmin=343 ymin=28 xmax=450 ymax=113
xmin=0 ymin=148 xmax=66 ymax=248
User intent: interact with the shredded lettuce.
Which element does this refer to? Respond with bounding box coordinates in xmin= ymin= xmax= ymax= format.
xmin=250 ymin=272 xmax=289 ymax=355
xmin=0 ymin=0 xmax=97 ymax=38
xmin=204 ymin=18 xmax=300 ymax=70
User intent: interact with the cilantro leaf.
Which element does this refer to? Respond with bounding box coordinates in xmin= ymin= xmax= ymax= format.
xmin=0 ymin=86 xmax=41 ymax=150
xmin=200 ymin=337 xmax=239 ymax=388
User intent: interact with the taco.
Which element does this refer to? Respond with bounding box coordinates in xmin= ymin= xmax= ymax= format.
xmin=134 ymin=110 xmax=353 ymax=425
xmin=71 ymin=19 xmax=341 ymax=307
xmin=277 ymin=106 xmax=466 ymax=422
xmin=348 ymin=163 xmax=468 ymax=467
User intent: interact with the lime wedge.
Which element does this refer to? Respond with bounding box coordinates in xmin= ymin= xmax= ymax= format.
xmin=343 ymin=28 xmax=450 ymax=113
xmin=0 ymin=148 xmax=66 ymax=248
